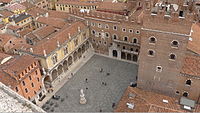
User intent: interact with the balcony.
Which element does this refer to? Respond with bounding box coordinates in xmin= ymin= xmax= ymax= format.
xmin=113 ymin=39 xmax=140 ymax=46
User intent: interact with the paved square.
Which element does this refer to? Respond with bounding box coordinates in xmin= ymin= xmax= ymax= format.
xmin=42 ymin=55 xmax=138 ymax=112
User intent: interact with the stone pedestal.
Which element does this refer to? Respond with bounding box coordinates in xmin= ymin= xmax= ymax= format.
xmin=79 ymin=89 xmax=87 ymax=104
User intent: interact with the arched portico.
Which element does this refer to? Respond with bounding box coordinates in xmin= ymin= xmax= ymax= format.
xmin=78 ymin=48 xmax=82 ymax=58
xmin=57 ymin=65 xmax=63 ymax=75
xmin=68 ymin=56 xmax=73 ymax=66
xmin=51 ymin=69 xmax=58 ymax=81
xmin=63 ymin=60 xmax=68 ymax=71
xmin=73 ymin=51 xmax=78 ymax=61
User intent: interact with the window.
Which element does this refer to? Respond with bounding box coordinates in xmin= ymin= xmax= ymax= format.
xmin=149 ymin=36 xmax=156 ymax=43
xmin=25 ymin=88 xmax=28 ymax=93
xmin=34 ymin=62 xmax=37 ymax=66
xmin=15 ymin=87 xmax=18 ymax=92
xmin=22 ymin=81 xmax=25 ymax=86
xmin=169 ymin=53 xmax=176 ymax=60
xmin=171 ymin=40 xmax=179 ymax=48
xmin=25 ymin=69 xmax=27 ymax=73
xmin=135 ymin=30 xmax=140 ymax=34
xmin=91 ymin=22 xmax=95 ymax=26
xmin=31 ymin=64 xmax=33 ymax=68
xmin=183 ymin=92 xmax=188 ymax=97
xmin=123 ymin=46 xmax=125 ymax=49
xmin=28 ymin=67 xmax=30 ymax=71
xmin=105 ymin=32 xmax=110 ymax=38
xmin=124 ymin=36 xmax=128 ymax=41
xmin=29 ymin=76 xmax=32 ymax=80
xmin=148 ymin=50 xmax=155 ymax=56
xmin=28 ymin=97 xmax=30 ymax=100
xmin=52 ymin=54 xmax=58 ymax=64
xmin=113 ymin=25 xmax=117 ymax=30
xmin=91 ymin=30 xmax=96 ymax=35
xmin=176 ymin=90 xmax=180 ymax=95
xmin=133 ymin=38 xmax=137 ymax=43
xmin=186 ymin=79 xmax=191 ymax=86
xmin=105 ymin=24 xmax=109 ymax=29
xmin=64 ymin=46 xmax=68 ymax=55
xmin=156 ymin=66 xmax=162 ymax=72
xmin=179 ymin=11 xmax=184 ymax=17
xmin=130 ymin=48 xmax=133 ymax=51
xmin=104 ymin=41 xmax=107 ymax=45
xmin=112 ymin=34 xmax=118 ymax=40
xmin=34 ymin=91 xmax=37 ymax=94
xmin=122 ymin=28 xmax=126 ymax=32
xmin=37 ymin=78 xmax=40 ymax=82
xmin=135 ymin=49 xmax=139 ymax=52
xmin=74 ymin=39 xmax=78 ymax=46
xmin=35 ymin=70 xmax=38 ymax=75
xmin=129 ymin=29 xmax=133 ymax=33
xmin=98 ymin=23 xmax=102 ymax=28
xmin=31 ymin=83 xmax=34 ymax=87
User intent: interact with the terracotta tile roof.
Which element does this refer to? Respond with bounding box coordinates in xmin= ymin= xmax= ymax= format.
xmin=0 ymin=10 xmax=14 ymax=18
xmin=20 ymin=1 xmax=35 ymax=10
xmin=0 ymin=55 xmax=37 ymax=76
xmin=0 ymin=0 xmax=12 ymax=3
xmin=5 ymin=3 xmax=26 ymax=12
xmin=0 ymin=70 xmax=18 ymax=89
xmin=27 ymin=7 xmax=47 ymax=18
xmin=7 ymin=25 xmax=21 ymax=31
xmin=48 ymin=10 xmax=70 ymax=19
xmin=181 ymin=54 xmax=200 ymax=77
xmin=0 ymin=24 xmax=5 ymax=29
xmin=18 ymin=28 xmax=34 ymax=37
xmin=36 ymin=17 xmax=67 ymax=29
xmin=187 ymin=23 xmax=200 ymax=55
xmin=0 ymin=34 xmax=14 ymax=47
xmin=56 ymin=0 xmax=99 ymax=6
xmin=9 ymin=13 xmax=31 ymax=24
xmin=115 ymin=87 xmax=191 ymax=112
xmin=97 ymin=2 xmax=134 ymax=12
xmin=29 ymin=21 xmax=86 ymax=56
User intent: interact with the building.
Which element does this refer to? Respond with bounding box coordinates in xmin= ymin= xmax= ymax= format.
xmin=0 ymin=81 xmax=44 ymax=112
xmin=19 ymin=21 xmax=90 ymax=94
xmin=55 ymin=0 xmax=99 ymax=12
xmin=0 ymin=53 xmax=44 ymax=104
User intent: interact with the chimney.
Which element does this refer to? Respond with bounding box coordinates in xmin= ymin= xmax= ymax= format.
xmin=43 ymin=49 xmax=47 ymax=57
xmin=68 ymin=33 xmax=71 ymax=39
xmin=30 ymin=48 xmax=33 ymax=53
xmin=57 ymin=41 xmax=60 ymax=47
xmin=78 ymin=26 xmax=80 ymax=32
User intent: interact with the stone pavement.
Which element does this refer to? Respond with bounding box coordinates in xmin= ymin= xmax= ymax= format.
xmin=42 ymin=54 xmax=138 ymax=112
xmin=37 ymin=48 xmax=95 ymax=107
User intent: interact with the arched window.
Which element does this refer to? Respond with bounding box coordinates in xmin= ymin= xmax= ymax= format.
xmin=112 ymin=34 xmax=118 ymax=40
xmin=124 ymin=36 xmax=128 ymax=41
xmin=169 ymin=53 xmax=176 ymax=60
xmin=156 ymin=66 xmax=162 ymax=72
xmin=105 ymin=32 xmax=110 ymax=38
xmin=133 ymin=38 xmax=137 ymax=43
xmin=183 ymin=92 xmax=188 ymax=97
xmin=148 ymin=50 xmax=155 ymax=56
xmin=91 ymin=30 xmax=95 ymax=35
xmin=149 ymin=36 xmax=156 ymax=43
xmin=171 ymin=40 xmax=179 ymax=48
xmin=186 ymin=79 xmax=191 ymax=86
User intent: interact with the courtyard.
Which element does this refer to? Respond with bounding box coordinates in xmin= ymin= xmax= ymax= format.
xmin=42 ymin=55 xmax=138 ymax=112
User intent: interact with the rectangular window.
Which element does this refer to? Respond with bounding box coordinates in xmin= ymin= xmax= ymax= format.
xmin=29 ymin=76 xmax=32 ymax=80
xmin=31 ymin=83 xmax=34 ymax=87
xmin=25 ymin=88 xmax=28 ymax=93
xmin=64 ymin=47 xmax=68 ymax=55
xmin=22 ymin=81 xmax=25 ymax=86
xmin=37 ymin=78 xmax=40 ymax=82
xmin=51 ymin=54 xmax=58 ymax=64
xmin=113 ymin=25 xmax=117 ymax=30
xmin=35 ymin=70 xmax=38 ymax=75
xmin=15 ymin=87 xmax=18 ymax=92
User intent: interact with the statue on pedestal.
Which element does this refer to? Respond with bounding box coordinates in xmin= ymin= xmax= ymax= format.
xmin=80 ymin=89 xmax=87 ymax=104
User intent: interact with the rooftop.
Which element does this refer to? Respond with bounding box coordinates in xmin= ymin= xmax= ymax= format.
xmin=115 ymin=87 xmax=198 ymax=112
xmin=0 ymin=81 xmax=44 ymax=112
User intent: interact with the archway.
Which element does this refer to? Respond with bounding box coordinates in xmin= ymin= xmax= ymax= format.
xmin=82 ymin=44 xmax=86 ymax=53
xmin=121 ymin=52 xmax=126 ymax=59
xmin=78 ymin=48 xmax=82 ymax=58
xmin=112 ymin=50 xmax=118 ymax=57
xmin=127 ymin=54 xmax=131 ymax=60
xmin=57 ymin=65 xmax=63 ymax=75
xmin=86 ymin=41 xmax=89 ymax=50
xmin=63 ymin=60 xmax=68 ymax=71
xmin=68 ymin=56 xmax=73 ymax=66
xmin=44 ymin=76 xmax=51 ymax=90
xmin=73 ymin=51 xmax=78 ymax=61
xmin=133 ymin=55 xmax=138 ymax=62
xmin=52 ymin=69 xmax=58 ymax=81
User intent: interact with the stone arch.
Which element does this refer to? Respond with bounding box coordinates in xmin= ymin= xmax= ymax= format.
xmin=43 ymin=76 xmax=51 ymax=90
xmin=78 ymin=48 xmax=82 ymax=58
xmin=133 ymin=55 xmax=138 ymax=62
xmin=127 ymin=53 xmax=132 ymax=60
xmin=82 ymin=44 xmax=86 ymax=53
xmin=51 ymin=69 xmax=58 ymax=81
xmin=68 ymin=56 xmax=73 ymax=66
xmin=86 ymin=41 xmax=89 ymax=50
xmin=73 ymin=51 xmax=78 ymax=61
xmin=63 ymin=60 xmax=68 ymax=71
xmin=121 ymin=52 xmax=126 ymax=59
xmin=112 ymin=50 xmax=118 ymax=57
xmin=57 ymin=65 xmax=63 ymax=75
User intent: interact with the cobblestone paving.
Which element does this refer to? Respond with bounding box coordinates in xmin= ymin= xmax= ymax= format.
xmin=42 ymin=55 xmax=138 ymax=112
